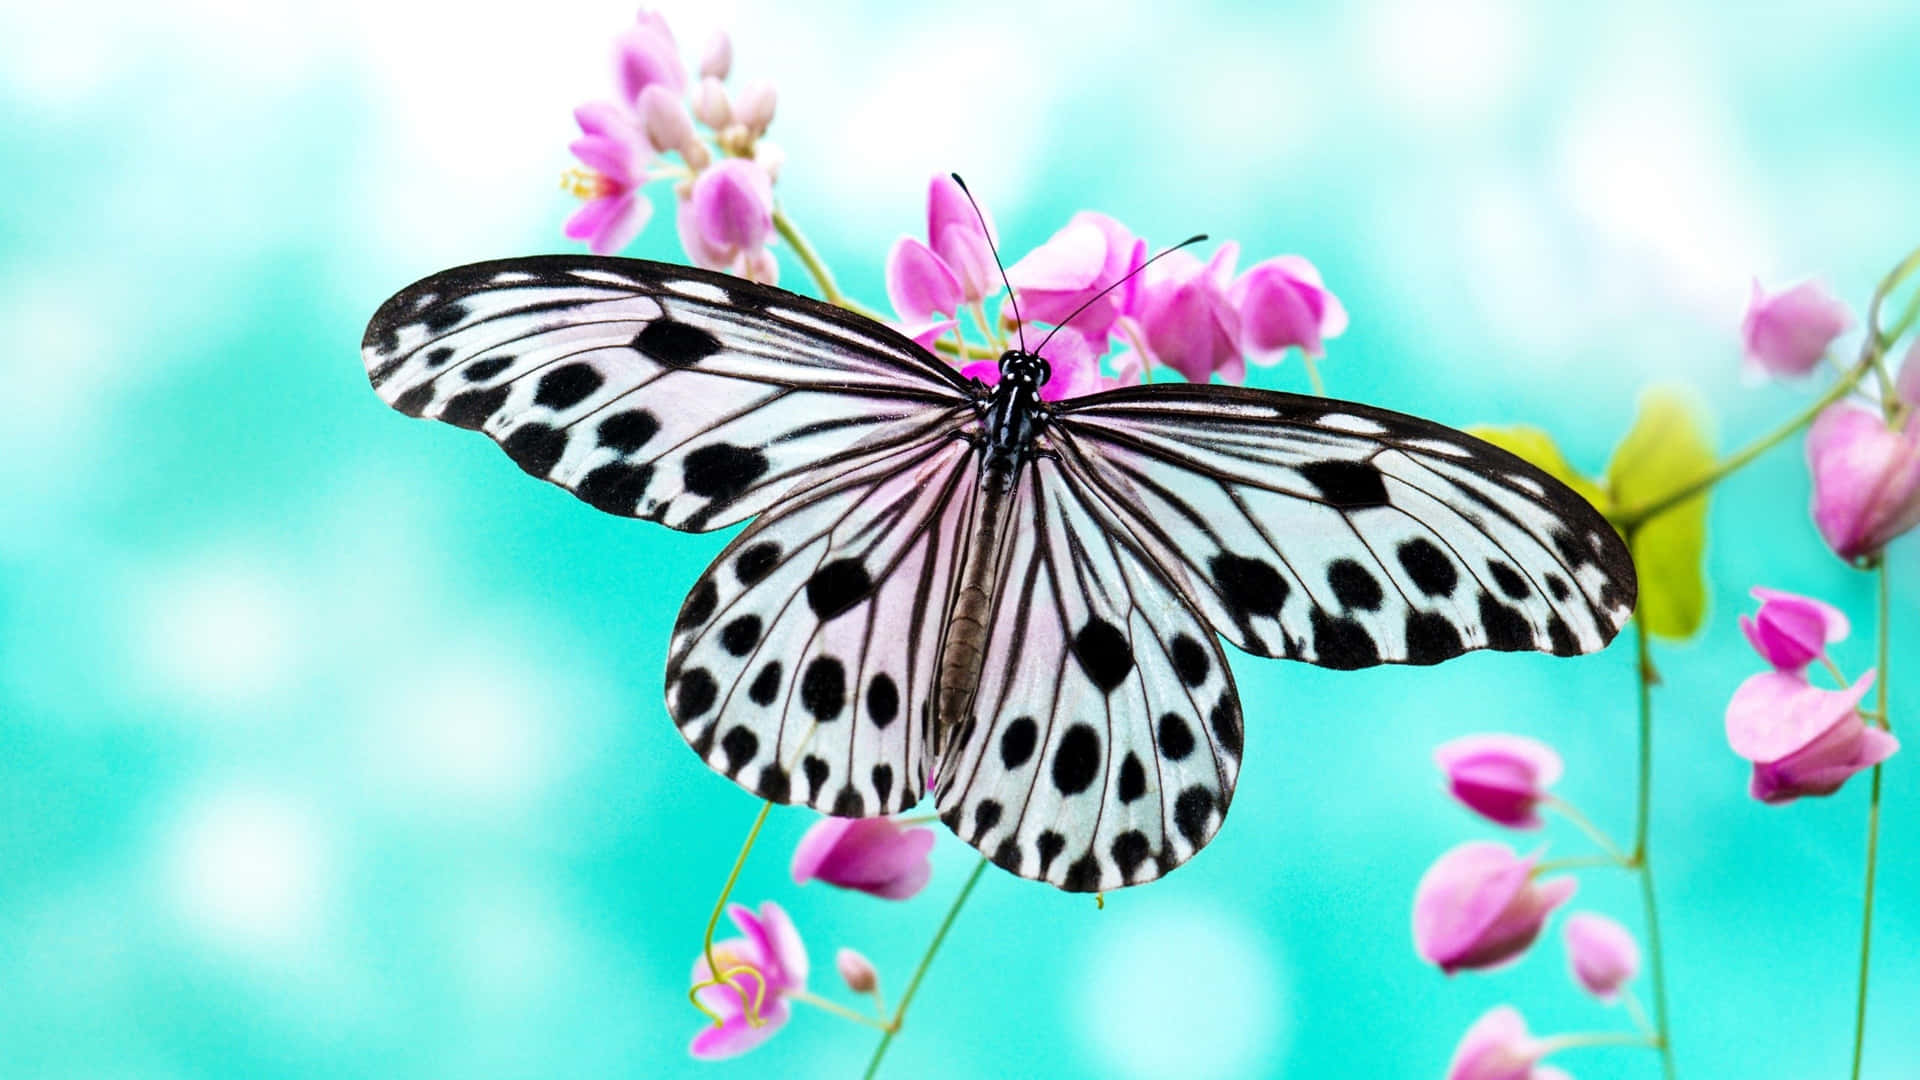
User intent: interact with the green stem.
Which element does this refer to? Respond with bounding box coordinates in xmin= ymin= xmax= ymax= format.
xmin=789 ymin=989 xmax=893 ymax=1032
xmin=771 ymin=207 xmax=879 ymax=317
xmin=1868 ymin=243 xmax=1920 ymax=350
xmin=861 ymin=857 xmax=989 ymax=1080
xmin=1542 ymin=795 xmax=1630 ymax=862
xmin=1633 ymin=623 xmax=1677 ymax=1080
xmin=1535 ymin=853 xmax=1630 ymax=875
xmin=1533 ymin=1031 xmax=1663 ymax=1056
xmin=690 ymin=801 xmax=774 ymax=1025
xmin=1303 ymin=354 xmax=1325 ymax=396
xmin=1615 ymin=359 xmax=1872 ymax=528
xmin=1849 ymin=560 xmax=1893 ymax=1080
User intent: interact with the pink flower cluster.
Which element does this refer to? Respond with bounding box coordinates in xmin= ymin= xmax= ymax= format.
xmin=686 ymin=814 xmax=934 ymax=1058
xmin=1725 ymin=588 xmax=1897 ymax=804
xmin=884 ymin=176 xmax=1347 ymax=400
xmin=1418 ymin=735 xmax=1645 ymax=1074
xmin=564 ymin=11 xmax=782 ymax=280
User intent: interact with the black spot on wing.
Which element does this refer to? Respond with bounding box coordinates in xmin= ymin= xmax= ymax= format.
xmin=805 ymin=559 xmax=872 ymax=621
xmin=1051 ymin=724 xmax=1102 ymax=796
xmin=719 ymin=615 xmax=762 ymax=656
xmin=1327 ymin=559 xmax=1384 ymax=611
xmin=394 ymin=382 xmax=435 ymax=417
xmin=831 ymin=786 xmax=866 ymax=817
xmin=672 ymin=668 xmax=717 ymax=723
xmin=1210 ymin=694 xmax=1242 ymax=760
xmin=1404 ymin=610 xmax=1466 ymax=665
xmin=633 ymin=317 xmax=723 ymax=367
xmin=1479 ymin=592 xmax=1535 ymax=652
xmin=1170 ymin=634 xmax=1210 ymax=687
xmin=1487 ymin=560 xmax=1530 ymax=600
xmin=1000 ymin=717 xmax=1038 ymax=769
xmin=535 ymin=362 xmax=603 ymax=410
xmin=441 ymin=385 xmax=509 ymax=430
xmin=971 ymin=800 xmax=1002 ymax=844
xmin=577 ymin=462 xmax=652 ymax=514
xmin=1111 ymin=831 xmax=1151 ymax=882
xmin=1398 ymin=538 xmax=1458 ymax=597
xmin=1210 ymin=553 xmax=1289 ymax=620
xmin=748 ymin=662 xmax=782 ymax=706
xmin=422 ymin=301 xmax=467 ymax=332
xmin=866 ymin=674 xmax=899 ymax=728
xmin=1174 ymin=786 xmax=1218 ymax=846
xmin=1299 ymin=459 xmax=1388 ymax=508
xmin=1118 ymin=752 xmax=1146 ymax=803
xmin=1071 ymin=619 xmax=1134 ymax=693
xmin=598 ymin=409 xmax=660 ymax=454
xmin=871 ymin=764 xmax=894 ymax=808
xmin=720 ymin=726 xmax=758 ymax=776
xmin=803 ymin=755 xmax=829 ymax=802
xmin=1037 ymin=831 xmax=1066 ymax=876
xmin=1309 ymin=609 xmax=1380 ymax=669
xmin=677 ymin=579 xmax=718 ymax=631
xmin=465 ymin=356 xmax=513 ymax=382
xmin=683 ymin=443 xmax=768 ymax=502
xmin=1062 ymin=854 xmax=1101 ymax=892
xmin=1157 ymin=713 xmax=1195 ymax=761
xmin=735 ymin=542 xmax=782 ymax=585
xmin=800 ymin=657 xmax=847 ymax=721
xmin=757 ymin=763 xmax=791 ymax=802
xmin=502 ymin=423 xmax=567 ymax=477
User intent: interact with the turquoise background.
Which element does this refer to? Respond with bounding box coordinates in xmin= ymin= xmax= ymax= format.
xmin=5 ymin=2 xmax=1919 ymax=1077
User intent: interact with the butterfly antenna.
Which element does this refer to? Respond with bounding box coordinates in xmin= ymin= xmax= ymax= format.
xmin=1035 ymin=233 xmax=1207 ymax=355
xmin=949 ymin=173 xmax=1027 ymax=353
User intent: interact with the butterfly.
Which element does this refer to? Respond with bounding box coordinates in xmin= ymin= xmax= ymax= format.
xmin=361 ymin=253 xmax=1636 ymax=892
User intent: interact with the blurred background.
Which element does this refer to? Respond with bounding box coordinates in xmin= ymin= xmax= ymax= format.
xmin=4 ymin=1 xmax=1919 ymax=1077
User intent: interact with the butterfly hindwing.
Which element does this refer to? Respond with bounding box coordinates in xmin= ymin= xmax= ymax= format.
xmin=361 ymin=256 xmax=971 ymax=532
xmin=933 ymin=455 xmax=1240 ymax=891
xmin=665 ymin=416 xmax=980 ymax=815
xmin=1052 ymin=385 xmax=1636 ymax=670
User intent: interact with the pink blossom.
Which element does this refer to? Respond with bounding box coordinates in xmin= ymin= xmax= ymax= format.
xmin=1726 ymin=669 xmax=1898 ymax=804
xmin=1563 ymin=911 xmax=1639 ymax=1002
xmin=1741 ymin=278 xmax=1852 ymax=379
xmin=961 ymin=324 xmax=1106 ymax=401
xmin=1232 ymin=255 xmax=1348 ymax=362
xmin=836 ymin=947 xmax=878 ymax=994
xmin=1125 ymin=244 xmax=1244 ymax=384
xmin=1433 ymin=734 xmax=1562 ymax=829
xmin=1006 ymin=211 xmax=1146 ymax=342
xmin=1445 ymin=1007 xmax=1568 ymax=1080
xmin=1807 ymin=400 xmax=1920 ymax=561
xmin=732 ymin=80 xmax=777 ymax=137
xmin=886 ymin=236 xmax=962 ymax=332
xmin=638 ymin=84 xmax=694 ymax=157
xmin=699 ymin=30 xmax=732 ymax=80
xmin=927 ymin=175 xmax=999 ymax=304
xmin=688 ymin=901 xmax=808 ymax=1059
xmin=563 ymin=109 xmax=651 ymax=255
xmin=1738 ymin=586 xmax=1849 ymax=673
xmin=1413 ymin=842 xmax=1576 ymax=974
xmin=616 ymin=10 xmax=687 ymax=106
xmin=678 ymin=158 xmax=777 ymax=282
xmin=791 ymin=816 xmax=935 ymax=900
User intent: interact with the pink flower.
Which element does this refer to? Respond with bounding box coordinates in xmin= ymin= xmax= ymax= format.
xmin=836 ymin=947 xmax=878 ymax=994
xmin=962 ymin=324 xmax=1106 ymax=402
xmin=1007 ymin=212 xmax=1146 ymax=342
xmin=678 ymin=158 xmax=777 ymax=282
xmin=927 ymin=175 xmax=999 ymax=304
xmin=699 ymin=30 xmax=731 ymax=80
xmin=1232 ymin=255 xmax=1348 ymax=362
xmin=1741 ymin=278 xmax=1852 ymax=379
xmin=1433 ymin=734 xmax=1562 ymax=829
xmin=791 ymin=817 xmax=935 ymax=900
xmin=616 ymin=10 xmax=687 ymax=106
xmin=1807 ymin=400 xmax=1920 ymax=561
xmin=1726 ymin=669 xmax=1898 ymax=804
xmin=1413 ymin=842 xmax=1576 ymax=974
xmin=688 ymin=901 xmax=808 ymax=1059
xmin=1562 ymin=911 xmax=1639 ymax=1002
xmin=563 ymin=108 xmax=652 ymax=255
xmin=1738 ymin=586 xmax=1849 ymax=673
xmin=1125 ymin=244 xmax=1244 ymax=384
xmin=886 ymin=235 xmax=962 ymax=347
xmin=1445 ymin=1007 xmax=1569 ymax=1080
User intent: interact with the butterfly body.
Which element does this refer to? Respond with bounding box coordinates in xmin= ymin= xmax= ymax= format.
xmin=361 ymin=255 xmax=1637 ymax=892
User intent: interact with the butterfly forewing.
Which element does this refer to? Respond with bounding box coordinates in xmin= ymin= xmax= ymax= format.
xmin=933 ymin=455 xmax=1241 ymax=891
xmin=360 ymin=256 xmax=971 ymax=532
xmin=665 ymin=415 xmax=981 ymax=815
xmin=1052 ymin=385 xmax=1636 ymax=670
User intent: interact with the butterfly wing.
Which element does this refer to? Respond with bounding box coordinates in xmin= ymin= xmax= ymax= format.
xmin=1051 ymin=384 xmax=1637 ymax=668
xmin=664 ymin=414 xmax=981 ymax=815
xmin=361 ymin=256 xmax=974 ymax=531
xmin=932 ymin=454 xmax=1241 ymax=891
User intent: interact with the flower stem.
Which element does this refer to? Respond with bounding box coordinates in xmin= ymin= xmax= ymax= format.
xmin=861 ymin=856 xmax=989 ymax=1080
xmin=790 ymin=989 xmax=894 ymax=1032
xmin=1534 ymin=853 xmax=1631 ymax=875
xmin=1614 ymin=358 xmax=1872 ymax=528
xmin=688 ymin=801 xmax=774 ymax=1027
xmin=770 ymin=207 xmax=886 ymax=321
xmin=1632 ymin=622 xmax=1677 ymax=1080
xmin=1534 ymin=1031 xmax=1663 ymax=1056
xmin=1303 ymin=354 xmax=1325 ymax=397
xmin=1542 ymin=795 xmax=1630 ymax=862
xmin=1868 ymin=242 xmax=1920 ymax=351
xmin=1849 ymin=560 xmax=1893 ymax=1079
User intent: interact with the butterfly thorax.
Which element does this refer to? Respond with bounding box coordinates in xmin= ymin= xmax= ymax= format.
xmin=979 ymin=349 xmax=1050 ymax=494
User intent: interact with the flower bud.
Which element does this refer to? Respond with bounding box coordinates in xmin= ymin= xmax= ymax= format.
xmin=1807 ymin=401 xmax=1920 ymax=561
xmin=836 ymin=947 xmax=878 ymax=994
xmin=638 ymin=84 xmax=693 ymax=155
xmin=1562 ymin=912 xmax=1639 ymax=1002
xmin=733 ymin=79 xmax=777 ymax=136
xmin=1413 ymin=842 xmax=1575 ymax=974
xmin=1433 ymin=734 xmax=1562 ymax=829
xmin=791 ymin=817 xmax=935 ymax=900
xmin=693 ymin=76 xmax=732 ymax=129
xmin=1738 ymin=586 xmax=1848 ymax=672
xmin=699 ymin=30 xmax=733 ymax=80
xmin=1231 ymin=255 xmax=1348 ymax=362
xmin=1726 ymin=669 xmax=1898 ymax=804
xmin=1446 ymin=1007 xmax=1562 ymax=1080
xmin=1742 ymin=278 xmax=1852 ymax=379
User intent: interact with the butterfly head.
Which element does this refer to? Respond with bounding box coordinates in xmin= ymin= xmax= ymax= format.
xmin=999 ymin=349 xmax=1051 ymax=390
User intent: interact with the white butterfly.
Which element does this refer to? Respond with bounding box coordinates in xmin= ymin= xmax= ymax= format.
xmin=361 ymin=255 xmax=1637 ymax=892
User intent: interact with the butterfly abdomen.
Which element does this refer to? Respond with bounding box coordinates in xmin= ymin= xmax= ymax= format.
xmin=934 ymin=478 xmax=1018 ymax=756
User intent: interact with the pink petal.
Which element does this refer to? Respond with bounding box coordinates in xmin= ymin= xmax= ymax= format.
xmin=568 ymin=134 xmax=639 ymax=186
xmin=688 ymin=159 xmax=773 ymax=257
xmin=789 ymin=817 xmax=935 ymax=900
xmin=895 ymin=318 xmax=957 ymax=350
xmin=1752 ymin=718 xmax=1899 ymax=804
xmin=1413 ymin=842 xmax=1533 ymax=972
xmin=1742 ymin=278 xmax=1853 ymax=379
xmin=1434 ymin=733 xmax=1562 ymax=829
xmin=615 ymin=18 xmax=687 ymax=104
xmin=928 ymin=175 xmax=998 ymax=303
xmin=1807 ymin=402 xmax=1920 ymax=560
xmin=1740 ymin=586 xmax=1850 ymax=670
xmin=573 ymin=100 xmax=635 ymax=139
xmin=1725 ymin=669 xmax=1874 ymax=763
xmin=960 ymin=358 xmax=1000 ymax=385
xmin=1445 ymin=1006 xmax=1545 ymax=1080
xmin=886 ymin=237 xmax=963 ymax=322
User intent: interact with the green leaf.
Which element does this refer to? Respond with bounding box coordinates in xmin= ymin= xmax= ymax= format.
xmin=1605 ymin=387 xmax=1715 ymax=640
xmin=1466 ymin=424 xmax=1610 ymax=513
